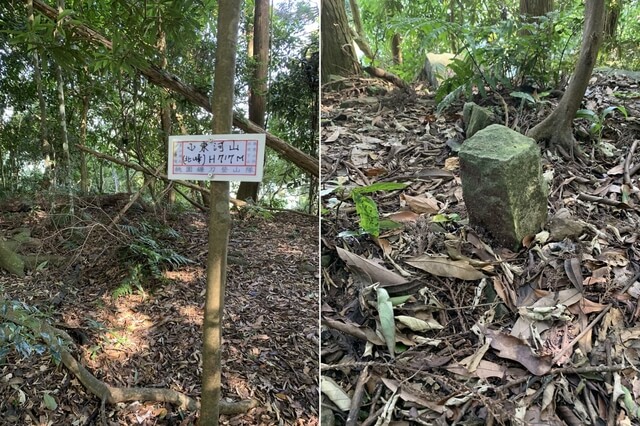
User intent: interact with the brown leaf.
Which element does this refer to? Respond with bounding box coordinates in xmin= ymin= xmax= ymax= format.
xmin=564 ymin=257 xmax=583 ymax=292
xmin=380 ymin=377 xmax=448 ymax=414
xmin=406 ymin=255 xmax=486 ymax=280
xmin=336 ymin=247 xmax=406 ymax=286
xmin=400 ymin=194 xmax=440 ymax=214
xmin=446 ymin=360 xmax=508 ymax=379
xmin=483 ymin=327 xmax=553 ymax=376
xmin=387 ymin=210 xmax=421 ymax=223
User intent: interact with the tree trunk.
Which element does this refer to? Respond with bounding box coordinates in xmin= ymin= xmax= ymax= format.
xmin=28 ymin=0 xmax=53 ymax=189
xmin=200 ymin=1 xmax=241 ymax=424
xmin=237 ymin=0 xmax=270 ymax=202
xmin=157 ymin=15 xmax=175 ymax=205
xmin=55 ymin=0 xmax=72 ymax=210
xmin=526 ymin=0 xmax=605 ymax=158
xmin=321 ymin=0 xmax=361 ymax=83
xmin=348 ymin=0 xmax=374 ymax=61
xmin=391 ymin=33 xmax=402 ymax=65
xmin=79 ymin=84 xmax=89 ymax=194
xmin=519 ymin=0 xmax=554 ymax=16
xmin=604 ymin=0 xmax=621 ymax=59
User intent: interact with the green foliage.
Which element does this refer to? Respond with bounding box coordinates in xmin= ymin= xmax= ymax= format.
xmin=348 ymin=182 xmax=407 ymax=238
xmin=0 ymin=300 xmax=64 ymax=364
xmin=112 ymin=263 xmax=145 ymax=299
xmin=575 ymin=105 xmax=628 ymax=140
xmin=0 ymin=0 xmax=316 ymax=207
xmin=435 ymin=9 xmax=583 ymax=111
xmin=116 ymin=221 xmax=193 ymax=297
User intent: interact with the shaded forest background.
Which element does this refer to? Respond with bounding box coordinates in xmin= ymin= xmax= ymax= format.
xmin=0 ymin=0 xmax=319 ymax=212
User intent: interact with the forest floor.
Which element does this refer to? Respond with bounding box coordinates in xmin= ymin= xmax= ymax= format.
xmin=0 ymin=201 xmax=318 ymax=425
xmin=321 ymin=71 xmax=640 ymax=425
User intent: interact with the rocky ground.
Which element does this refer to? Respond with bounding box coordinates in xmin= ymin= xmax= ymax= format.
xmin=320 ymin=71 xmax=640 ymax=425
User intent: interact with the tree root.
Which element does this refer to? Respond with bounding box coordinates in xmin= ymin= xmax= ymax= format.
xmin=0 ymin=299 xmax=257 ymax=418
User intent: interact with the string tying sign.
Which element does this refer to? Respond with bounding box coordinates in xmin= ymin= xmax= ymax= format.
xmin=167 ymin=134 xmax=266 ymax=182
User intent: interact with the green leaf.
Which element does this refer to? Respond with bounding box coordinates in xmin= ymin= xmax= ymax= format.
xmin=510 ymin=91 xmax=536 ymax=105
xmin=57 ymin=9 xmax=75 ymax=20
xmin=353 ymin=192 xmax=380 ymax=237
xmin=389 ymin=294 xmax=412 ymax=306
xmin=576 ymin=109 xmax=598 ymax=122
xmin=602 ymin=105 xmax=628 ymax=119
xmin=376 ymin=287 xmax=396 ymax=358
xmin=43 ymin=393 xmax=57 ymax=410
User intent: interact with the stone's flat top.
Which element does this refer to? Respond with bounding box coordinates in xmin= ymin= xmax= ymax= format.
xmin=461 ymin=124 xmax=537 ymax=160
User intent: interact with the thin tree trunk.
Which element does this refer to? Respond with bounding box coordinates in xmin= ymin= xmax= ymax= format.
xmin=28 ymin=0 xmax=53 ymax=189
xmin=348 ymin=0 xmax=374 ymax=60
xmin=200 ymin=1 xmax=241 ymax=424
xmin=391 ymin=33 xmax=402 ymax=65
xmin=237 ymin=0 xmax=269 ymax=202
xmin=157 ymin=15 xmax=174 ymax=205
xmin=79 ymin=84 xmax=89 ymax=193
xmin=526 ymin=0 xmax=605 ymax=158
xmin=55 ymin=0 xmax=72 ymax=211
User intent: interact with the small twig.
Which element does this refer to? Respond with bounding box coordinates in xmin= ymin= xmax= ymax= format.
xmin=342 ymin=160 xmax=371 ymax=187
xmin=623 ymin=139 xmax=638 ymax=187
xmin=623 ymin=139 xmax=639 ymax=203
xmin=606 ymin=340 xmax=617 ymax=426
xmin=577 ymin=192 xmax=637 ymax=209
xmin=345 ymin=366 xmax=370 ymax=426
xmin=552 ymin=304 xmax=611 ymax=365
xmin=110 ymin=164 xmax=163 ymax=228
xmin=493 ymin=91 xmax=509 ymax=127
xmin=496 ymin=363 xmax=630 ymax=393
xmin=361 ymin=406 xmax=385 ymax=426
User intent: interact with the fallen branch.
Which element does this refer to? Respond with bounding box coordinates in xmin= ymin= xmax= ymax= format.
xmin=0 ymin=298 xmax=257 ymax=417
xmin=346 ymin=366 xmax=369 ymax=426
xmin=577 ymin=192 xmax=637 ymax=210
xmin=32 ymin=0 xmax=318 ymax=178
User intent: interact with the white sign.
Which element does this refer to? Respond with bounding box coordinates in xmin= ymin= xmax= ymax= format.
xmin=167 ymin=134 xmax=265 ymax=182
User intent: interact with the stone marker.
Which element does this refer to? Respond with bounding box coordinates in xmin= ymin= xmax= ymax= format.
xmin=463 ymin=102 xmax=495 ymax=137
xmin=459 ymin=124 xmax=547 ymax=249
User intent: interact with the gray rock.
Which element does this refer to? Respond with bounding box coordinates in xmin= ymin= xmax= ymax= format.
xmin=460 ymin=124 xmax=548 ymax=249
xmin=463 ymin=102 xmax=496 ymax=137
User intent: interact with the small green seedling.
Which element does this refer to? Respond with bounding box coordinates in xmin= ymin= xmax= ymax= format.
xmin=576 ymin=105 xmax=628 ymax=140
xmin=341 ymin=182 xmax=408 ymax=238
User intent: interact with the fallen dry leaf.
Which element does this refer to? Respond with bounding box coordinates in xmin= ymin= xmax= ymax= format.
xmin=400 ymin=193 xmax=440 ymax=214
xmin=483 ymin=327 xmax=553 ymax=376
xmin=406 ymin=255 xmax=486 ymax=280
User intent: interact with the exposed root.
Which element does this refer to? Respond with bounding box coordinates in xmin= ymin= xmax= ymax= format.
xmin=0 ymin=299 xmax=257 ymax=418
xmin=526 ymin=111 xmax=585 ymax=161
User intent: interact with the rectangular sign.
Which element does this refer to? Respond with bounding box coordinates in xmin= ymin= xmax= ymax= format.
xmin=167 ymin=134 xmax=266 ymax=182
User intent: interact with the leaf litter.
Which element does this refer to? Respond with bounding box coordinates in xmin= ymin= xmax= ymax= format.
xmin=0 ymin=204 xmax=318 ymax=425
xmin=321 ymin=72 xmax=640 ymax=425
